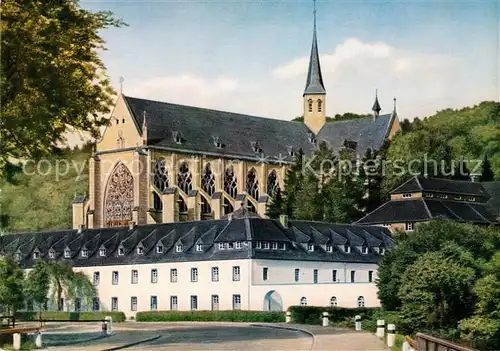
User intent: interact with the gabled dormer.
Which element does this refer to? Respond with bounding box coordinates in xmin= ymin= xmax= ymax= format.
xmin=117 ymin=244 xmax=125 ymax=256
xmin=136 ymin=242 xmax=145 ymax=255
xmin=155 ymin=241 xmax=164 ymax=254
xmin=80 ymin=245 xmax=89 ymax=258
xmin=99 ymin=245 xmax=107 ymax=257
xmin=32 ymin=247 xmax=41 ymax=260
xmin=175 ymin=240 xmax=184 ymax=253
xmin=172 ymin=131 xmax=183 ymax=144
xmin=48 ymin=248 xmax=56 ymax=259
xmin=63 ymin=246 xmax=72 ymax=259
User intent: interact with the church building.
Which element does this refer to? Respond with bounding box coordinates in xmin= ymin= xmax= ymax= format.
xmin=72 ymin=10 xmax=400 ymax=230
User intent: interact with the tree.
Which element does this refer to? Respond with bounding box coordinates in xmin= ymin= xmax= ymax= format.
xmin=1 ymin=0 xmax=126 ymax=170
xmin=24 ymin=260 xmax=50 ymax=311
xmin=361 ymin=147 xmax=385 ymax=211
xmin=0 ymin=256 xmax=25 ymax=314
xmin=266 ymin=187 xmax=285 ymax=219
xmin=480 ymin=155 xmax=495 ymax=181
xmin=281 ymin=148 xmax=305 ymax=217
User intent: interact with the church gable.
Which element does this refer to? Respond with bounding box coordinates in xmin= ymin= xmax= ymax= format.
xmin=97 ymin=94 xmax=143 ymax=152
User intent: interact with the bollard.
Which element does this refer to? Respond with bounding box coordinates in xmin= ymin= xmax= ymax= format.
xmin=35 ymin=331 xmax=43 ymax=348
xmin=355 ymin=315 xmax=362 ymax=331
xmin=376 ymin=319 xmax=385 ymax=338
xmin=387 ymin=324 xmax=396 ymax=347
xmin=105 ymin=316 xmax=113 ymax=335
xmin=322 ymin=312 xmax=329 ymax=327
xmin=285 ymin=311 xmax=292 ymax=323
xmin=13 ymin=332 xmax=21 ymax=350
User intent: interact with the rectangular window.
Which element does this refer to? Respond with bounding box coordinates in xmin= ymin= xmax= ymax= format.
xmin=233 ymin=294 xmax=241 ymax=310
xmin=272 ymin=242 xmax=278 ymax=250
xmin=294 ymin=268 xmax=300 ymax=282
xmin=99 ymin=248 xmax=106 ymax=257
xmin=212 ymin=267 xmax=219 ymax=282
xmin=112 ymin=271 xmax=119 ymax=285
xmin=190 ymin=295 xmax=198 ymax=311
xmin=263 ymin=242 xmax=270 ymax=249
xmin=280 ymin=243 xmax=286 ymax=250
xmin=196 ymin=243 xmax=203 ymax=252
xmin=211 ymin=295 xmax=219 ymax=311
xmin=131 ymin=270 xmax=138 ymax=284
xmin=131 ymin=296 xmax=137 ymax=311
xmin=313 ymin=269 xmax=318 ymax=284
xmin=156 ymin=245 xmax=163 ymax=254
xmin=351 ymin=270 xmax=356 ymax=283
xmin=111 ymin=297 xmax=118 ymax=311
xmin=326 ymin=244 xmax=333 ymax=252
xmin=93 ymin=272 xmax=100 ymax=286
xmin=151 ymin=269 xmax=158 ymax=283
xmin=150 ymin=296 xmax=157 ymax=311
xmin=74 ymin=298 xmax=81 ymax=312
xmin=81 ymin=249 xmax=88 ymax=258
xmin=307 ymin=243 xmax=314 ymax=252
xmin=235 ymin=241 xmax=242 ymax=249
xmin=232 ymin=266 xmax=240 ymax=281
xmin=405 ymin=222 xmax=414 ymax=231
xmin=137 ymin=246 xmax=144 ymax=255
xmin=170 ymin=296 xmax=178 ymax=311
xmin=175 ymin=244 xmax=183 ymax=252
xmin=170 ymin=268 xmax=178 ymax=283
xmin=118 ymin=247 xmax=124 ymax=256
xmin=92 ymin=298 xmax=100 ymax=312
xmin=228 ymin=242 xmax=234 ymax=249
xmin=332 ymin=270 xmax=337 ymax=282
xmin=263 ymin=267 xmax=268 ymax=281
xmin=218 ymin=243 xmax=224 ymax=250
xmin=256 ymin=242 xmax=262 ymax=249
xmin=368 ymin=270 xmax=373 ymax=283
xmin=191 ymin=268 xmax=198 ymax=282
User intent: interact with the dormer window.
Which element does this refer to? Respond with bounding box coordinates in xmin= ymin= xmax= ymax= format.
xmin=263 ymin=242 xmax=270 ymax=249
xmin=251 ymin=141 xmax=262 ymax=153
xmin=175 ymin=244 xmax=183 ymax=253
xmin=64 ymin=249 xmax=71 ymax=258
xmin=308 ymin=132 xmax=316 ymax=144
xmin=454 ymin=195 xmax=462 ymax=200
xmin=99 ymin=248 xmax=106 ymax=257
xmin=196 ymin=243 xmax=203 ymax=252
xmin=402 ymin=193 xmax=412 ymax=198
xmin=308 ymin=99 xmax=313 ymax=112
xmin=212 ymin=136 xmax=222 ymax=149
xmin=15 ymin=253 xmax=22 ymax=261
xmin=235 ymin=242 xmax=242 ymax=249
xmin=156 ymin=245 xmax=164 ymax=254
xmin=172 ymin=131 xmax=182 ymax=144
xmin=326 ymin=244 xmax=333 ymax=253
xmin=424 ymin=193 xmax=434 ymax=198
xmin=344 ymin=245 xmax=351 ymax=253
xmin=287 ymin=146 xmax=295 ymax=156
xmin=405 ymin=223 xmax=414 ymax=231
xmin=48 ymin=250 xmax=55 ymax=259
xmin=218 ymin=243 xmax=224 ymax=250
xmin=118 ymin=247 xmax=125 ymax=256
xmin=280 ymin=243 xmax=286 ymax=250
xmin=438 ymin=194 xmax=448 ymax=199
xmin=382 ymin=223 xmax=391 ymax=227
xmin=33 ymin=251 xmax=40 ymax=260
xmin=137 ymin=246 xmax=144 ymax=255
xmin=272 ymin=242 xmax=278 ymax=250
xmin=317 ymin=99 xmax=322 ymax=112
xmin=227 ymin=242 xmax=234 ymax=249
xmin=362 ymin=246 xmax=369 ymax=254
xmin=307 ymin=243 xmax=314 ymax=252
xmin=81 ymin=249 xmax=88 ymax=258
xmin=256 ymin=242 xmax=262 ymax=249
xmin=380 ymin=247 xmax=386 ymax=255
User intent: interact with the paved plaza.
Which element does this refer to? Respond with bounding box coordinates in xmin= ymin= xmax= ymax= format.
xmin=42 ymin=322 xmax=388 ymax=351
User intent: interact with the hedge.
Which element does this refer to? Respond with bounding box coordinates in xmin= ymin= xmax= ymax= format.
xmin=136 ymin=310 xmax=285 ymax=323
xmin=288 ymin=306 xmax=381 ymax=325
xmin=15 ymin=311 xmax=126 ymax=323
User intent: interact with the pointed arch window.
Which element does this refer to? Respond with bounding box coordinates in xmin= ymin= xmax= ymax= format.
xmin=177 ymin=162 xmax=192 ymax=194
xmin=224 ymin=166 xmax=238 ymax=198
xmin=246 ymin=168 xmax=259 ymax=200
xmin=153 ymin=192 xmax=162 ymax=211
xmin=153 ymin=159 xmax=169 ymax=192
xmin=317 ymin=99 xmax=322 ymax=112
xmin=308 ymin=99 xmax=313 ymax=113
xmin=267 ymin=170 xmax=279 ymax=196
xmin=201 ymin=196 xmax=212 ymax=217
xmin=330 ymin=296 xmax=337 ymax=307
xmin=201 ymin=163 xmax=215 ymax=196
xmin=104 ymin=163 xmax=134 ymax=227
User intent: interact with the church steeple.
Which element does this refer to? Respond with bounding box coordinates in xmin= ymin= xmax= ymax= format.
xmin=303 ymin=0 xmax=326 ymax=134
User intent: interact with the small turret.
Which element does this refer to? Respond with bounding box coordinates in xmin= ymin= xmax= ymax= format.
xmin=372 ymin=89 xmax=381 ymax=121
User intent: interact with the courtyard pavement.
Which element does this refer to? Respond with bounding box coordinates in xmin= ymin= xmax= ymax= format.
xmin=43 ymin=322 xmax=388 ymax=351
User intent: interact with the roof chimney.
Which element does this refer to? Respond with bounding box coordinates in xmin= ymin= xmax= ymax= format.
xmin=129 ymin=221 xmax=136 ymax=230
xmin=279 ymin=214 xmax=289 ymax=228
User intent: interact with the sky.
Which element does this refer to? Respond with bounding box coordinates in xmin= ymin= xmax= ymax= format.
xmin=82 ymin=0 xmax=499 ymax=123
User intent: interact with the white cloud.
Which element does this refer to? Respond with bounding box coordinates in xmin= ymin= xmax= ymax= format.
xmin=126 ymin=74 xmax=238 ymax=109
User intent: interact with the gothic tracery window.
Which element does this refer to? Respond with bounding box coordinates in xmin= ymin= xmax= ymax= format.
xmin=224 ymin=166 xmax=238 ymax=198
xmin=177 ymin=162 xmax=192 ymax=194
xmin=201 ymin=163 xmax=215 ymax=196
xmin=267 ymin=170 xmax=279 ymax=196
xmin=246 ymin=168 xmax=259 ymax=200
xmin=153 ymin=159 xmax=169 ymax=192
xmin=104 ymin=163 xmax=134 ymax=227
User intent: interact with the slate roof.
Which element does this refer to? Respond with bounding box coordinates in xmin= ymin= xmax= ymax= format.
xmin=0 ymin=219 xmax=393 ymax=268
xmin=355 ymin=198 xmax=499 ymax=225
xmin=120 ymin=95 xmax=395 ymax=162
xmin=391 ymin=176 xmax=490 ymax=198
xmin=482 ymin=181 xmax=500 ymax=218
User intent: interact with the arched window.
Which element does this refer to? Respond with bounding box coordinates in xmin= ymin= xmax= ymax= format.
xmin=267 ymin=170 xmax=279 ymax=195
xmin=178 ymin=195 xmax=188 ymax=216
xmin=224 ymin=166 xmax=238 ymax=198
xmin=153 ymin=192 xmax=162 ymax=211
xmin=330 ymin=296 xmax=337 ymax=307
xmin=246 ymin=168 xmax=259 ymax=200
xmin=317 ymin=99 xmax=322 ymax=112
xmin=104 ymin=163 xmax=134 ymax=227
xmin=177 ymin=162 xmax=192 ymax=194
xmin=153 ymin=159 xmax=169 ymax=192
xmin=223 ymin=197 xmax=234 ymax=215
xmin=201 ymin=163 xmax=215 ymax=196
xmin=357 ymin=296 xmax=365 ymax=307
xmin=300 ymin=297 xmax=307 ymax=306
xmin=308 ymin=99 xmax=313 ymax=113
xmin=201 ymin=196 xmax=212 ymax=217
